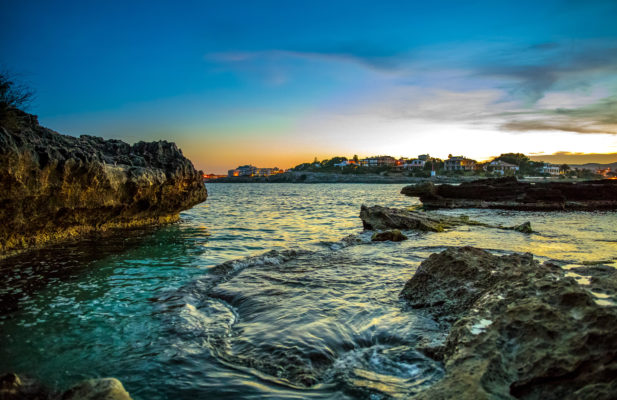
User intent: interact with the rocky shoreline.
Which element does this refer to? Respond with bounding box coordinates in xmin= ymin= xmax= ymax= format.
xmin=358 ymin=203 xmax=617 ymax=398
xmin=401 ymin=247 xmax=617 ymax=399
xmin=210 ymin=171 xmax=480 ymax=184
xmin=401 ymin=177 xmax=617 ymax=210
xmin=0 ymin=109 xmax=207 ymax=257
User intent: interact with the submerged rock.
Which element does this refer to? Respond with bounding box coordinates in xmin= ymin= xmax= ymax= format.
xmin=0 ymin=109 xmax=207 ymax=256
xmin=371 ymin=229 xmax=408 ymax=242
xmin=402 ymin=247 xmax=617 ymax=399
xmin=0 ymin=373 xmax=132 ymax=400
xmin=401 ymin=177 xmax=617 ymax=210
xmin=508 ymin=221 xmax=533 ymax=234
xmin=61 ymin=378 xmax=131 ymax=400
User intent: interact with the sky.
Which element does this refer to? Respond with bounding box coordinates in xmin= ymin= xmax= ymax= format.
xmin=1 ymin=0 xmax=617 ymax=173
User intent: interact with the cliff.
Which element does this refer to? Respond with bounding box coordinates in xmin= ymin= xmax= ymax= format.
xmin=0 ymin=109 xmax=207 ymax=256
xmin=401 ymin=177 xmax=617 ymax=210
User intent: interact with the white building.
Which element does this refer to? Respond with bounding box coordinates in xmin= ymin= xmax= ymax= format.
xmin=404 ymin=159 xmax=426 ymax=169
xmin=540 ymin=163 xmax=560 ymax=175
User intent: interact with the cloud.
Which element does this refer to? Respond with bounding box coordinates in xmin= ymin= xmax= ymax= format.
xmin=499 ymin=95 xmax=617 ymax=134
xmin=475 ymin=40 xmax=617 ymax=103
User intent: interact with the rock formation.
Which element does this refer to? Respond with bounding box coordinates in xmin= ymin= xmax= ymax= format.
xmin=360 ymin=205 xmax=533 ymax=233
xmin=0 ymin=372 xmax=132 ymax=400
xmin=370 ymin=229 xmax=408 ymax=242
xmin=401 ymin=177 xmax=617 ymax=210
xmin=402 ymin=247 xmax=617 ymax=399
xmin=0 ymin=108 xmax=207 ymax=256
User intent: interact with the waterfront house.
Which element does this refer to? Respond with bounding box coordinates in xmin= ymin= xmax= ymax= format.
xmin=403 ymin=159 xmax=426 ymax=169
xmin=359 ymin=156 xmax=397 ymax=167
xmin=333 ymin=160 xmax=357 ymax=167
xmin=540 ymin=163 xmax=560 ymax=175
xmin=488 ymin=160 xmax=519 ymax=175
xmin=444 ymin=156 xmax=477 ymax=171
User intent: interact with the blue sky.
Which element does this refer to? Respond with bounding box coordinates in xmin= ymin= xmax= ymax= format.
xmin=2 ymin=0 xmax=617 ymax=172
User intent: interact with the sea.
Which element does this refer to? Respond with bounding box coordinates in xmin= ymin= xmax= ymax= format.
xmin=0 ymin=183 xmax=615 ymax=399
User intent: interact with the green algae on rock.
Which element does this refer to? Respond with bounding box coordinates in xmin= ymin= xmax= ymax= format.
xmin=0 ymin=108 xmax=207 ymax=257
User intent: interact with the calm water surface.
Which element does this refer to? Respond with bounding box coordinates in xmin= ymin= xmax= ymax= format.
xmin=0 ymin=183 xmax=615 ymax=399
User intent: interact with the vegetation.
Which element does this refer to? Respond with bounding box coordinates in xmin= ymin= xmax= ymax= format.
xmin=289 ymin=153 xmax=604 ymax=180
xmin=0 ymin=72 xmax=34 ymax=119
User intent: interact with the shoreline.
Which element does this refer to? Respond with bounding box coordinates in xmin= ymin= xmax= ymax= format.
xmin=206 ymin=171 xmax=603 ymax=184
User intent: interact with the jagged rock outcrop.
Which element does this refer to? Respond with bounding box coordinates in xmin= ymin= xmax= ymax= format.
xmin=401 ymin=177 xmax=617 ymax=210
xmin=0 ymin=109 xmax=207 ymax=256
xmin=0 ymin=372 xmax=132 ymax=400
xmin=360 ymin=205 xmax=533 ymax=233
xmin=402 ymin=247 xmax=617 ymax=400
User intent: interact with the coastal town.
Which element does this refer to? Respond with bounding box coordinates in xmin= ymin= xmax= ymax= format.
xmin=207 ymin=153 xmax=615 ymax=180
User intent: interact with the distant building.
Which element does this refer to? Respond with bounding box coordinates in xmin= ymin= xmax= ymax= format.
xmin=359 ymin=156 xmax=397 ymax=167
xmin=597 ymin=167 xmax=611 ymax=177
xmin=540 ymin=163 xmax=560 ymax=175
xmin=404 ymin=159 xmax=426 ymax=169
xmin=444 ymin=156 xmax=477 ymax=171
xmin=488 ymin=160 xmax=519 ymax=175
xmin=228 ymin=165 xmax=281 ymax=177
xmin=333 ymin=160 xmax=356 ymax=167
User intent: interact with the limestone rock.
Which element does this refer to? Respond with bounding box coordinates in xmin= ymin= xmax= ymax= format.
xmin=61 ymin=378 xmax=132 ymax=400
xmin=360 ymin=205 xmax=447 ymax=232
xmin=371 ymin=229 xmax=408 ymax=242
xmin=401 ymin=177 xmax=617 ymax=210
xmin=0 ymin=108 xmax=207 ymax=256
xmin=402 ymin=247 xmax=617 ymax=399
xmin=359 ymin=205 xmax=534 ymax=234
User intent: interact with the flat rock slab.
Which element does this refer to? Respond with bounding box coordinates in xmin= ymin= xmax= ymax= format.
xmin=360 ymin=205 xmax=533 ymax=233
xmin=401 ymin=177 xmax=617 ymax=210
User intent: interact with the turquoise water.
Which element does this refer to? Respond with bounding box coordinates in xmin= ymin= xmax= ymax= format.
xmin=1 ymin=183 xmax=616 ymax=399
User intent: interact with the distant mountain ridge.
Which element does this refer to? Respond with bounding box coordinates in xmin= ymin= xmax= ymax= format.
xmin=569 ymin=162 xmax=617 ymax=170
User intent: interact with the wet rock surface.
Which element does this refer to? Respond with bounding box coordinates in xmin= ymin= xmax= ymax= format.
xmin=0 ymin=373 xmax=132 ymax=400
xmin=402 ymin=247 xmax=617 ymax=400
xmin=0 ymin=109 xmax=207 ymax=256
xmin=360 ymin=205 xmax=533 ymax=234
xmin=401 ymin=177 xmax=617 ymax=210
xmin=371 ymin=229 xmax=408 ymax=242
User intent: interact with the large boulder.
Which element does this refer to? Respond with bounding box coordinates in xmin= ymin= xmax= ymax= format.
xmin=402 ymin=247 xmax=617 ymax=399
xmin=0 ymin=109 xmax=207 ymax=256
xmin=401 ymin=177 xmax=617 ymax=210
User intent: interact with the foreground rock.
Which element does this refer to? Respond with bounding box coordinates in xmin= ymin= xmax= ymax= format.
xmin=360 ymin=205 xmax=533 ymax=233
xmin=0 ymin=109 xmax=207 ymax=256
xmin=401 ymin=177 xmax=617 ymax=210
xmin=402 ymin=247 xmax=617 ymax=399
xmin=0 ymin=373 xmax=132 ymax=399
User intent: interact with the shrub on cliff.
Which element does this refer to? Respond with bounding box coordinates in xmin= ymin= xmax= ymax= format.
xmin=0 ymin=72 xmax=34 ymax=117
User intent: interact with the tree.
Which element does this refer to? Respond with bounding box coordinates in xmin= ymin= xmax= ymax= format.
xmin=560 ymin=164 xmax=570 ymax=173
xmin=495 ymin=153 xmax=530 ymax=166
xmin=0 ymin=72 xmax=34 ymax=116
xmin=353 ymin=154 xmax=359 ymax=163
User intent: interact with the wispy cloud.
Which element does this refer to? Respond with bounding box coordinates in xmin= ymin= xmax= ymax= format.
xmin=205 ymin=38 xmax=617 ymax=136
